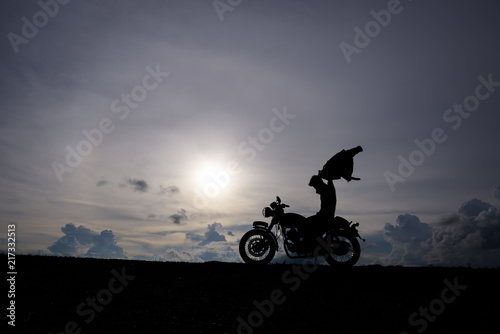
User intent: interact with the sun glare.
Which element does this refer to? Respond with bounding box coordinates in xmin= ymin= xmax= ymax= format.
xmin=194 ymin=160 xmax=224 ymax=186
xmin=190 ymin=157 xmax=245 ymax=210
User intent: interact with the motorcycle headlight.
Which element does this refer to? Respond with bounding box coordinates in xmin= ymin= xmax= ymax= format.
xmin=262 ymin=207 xmax=274 ymax=218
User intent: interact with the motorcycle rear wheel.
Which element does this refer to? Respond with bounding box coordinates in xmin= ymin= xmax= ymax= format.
xmin=322 ymin=230 xmax=360 ymax=267
xmin=239 ymin=229 xmax=276 ymax=265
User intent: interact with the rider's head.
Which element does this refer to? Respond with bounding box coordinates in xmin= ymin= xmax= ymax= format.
xmin=308 ymin=175 xmax=324 ymax=193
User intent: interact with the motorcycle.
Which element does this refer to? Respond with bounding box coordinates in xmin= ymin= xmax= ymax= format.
xmin=239 ymin=196 xmax=365 ymax=267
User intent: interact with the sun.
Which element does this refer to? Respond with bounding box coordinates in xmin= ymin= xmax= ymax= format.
xmin=194 ymin=160 xmax=225 ymax=186
xmin=191 ymin=157 xmax=243 ymax=209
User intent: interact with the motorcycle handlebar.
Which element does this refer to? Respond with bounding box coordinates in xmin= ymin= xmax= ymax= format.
xmin=275 ymin=196 xmax=289 ymax=208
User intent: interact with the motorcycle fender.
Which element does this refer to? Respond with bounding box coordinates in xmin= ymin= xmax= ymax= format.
xmin=253 ymin=221 xmax=269 ymax=229
xmin=333 ymin=216 xmax=350 ymax=229
xmin=252 ymin=221 xmax=279 ymax=251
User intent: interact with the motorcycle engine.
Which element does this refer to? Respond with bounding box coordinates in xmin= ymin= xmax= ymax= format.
xmin=285 ymin=228 xmax=300 ymax=252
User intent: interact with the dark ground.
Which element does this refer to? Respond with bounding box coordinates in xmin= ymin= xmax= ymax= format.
xmin=3 ymin=254 xmax=500 ymax=333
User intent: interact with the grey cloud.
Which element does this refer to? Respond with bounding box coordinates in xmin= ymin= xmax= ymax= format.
xmin=47 ymin=235 xmax=81 ymax=256
xmin=198 ymin=222 xmax=226 ymax=246
xmin=185 ymin=232 xmax=204 ymax=243
xmin=146 ymin=214 xmax=170 ymax=222
xmin=458 ymin=198 xmax=493 ymax=218
xmin=149 ymin=230 xmax=178 ymax=237
xmin=356 ymin=231 xmax=392 ymax=266
xmin=380 ymin=198 xmax=500 ymax=267
xmin=148 ymin=223 xmax=238 ymax=262
xmin=86 ymin=230 xmax=125 ymax=258
xmin=123 ymin=178 xmax=149 ymax=192
xmin=159 ymin=185 xmax=180 ymax=196
xmin=96 ymin=180 xmax=109 ymax=187
xmin=60 ymin=223 xmax=96 ymax=246
xmin=160 ymin=249 xmax=202 ymax=262
xmin=383 ymin=214 xmax=433 ymax=266
xmin=169 ymin=209 xmax=188 ymax=225
xmin=48 ymin=223 xmax=125 ymax=259
xmin=195 ymin=245 xmax=238 ymax=262
xmin=162 ymin=244 xmax=238 ymax=263
xmin=426 ymin=205 xmax=500 ymax=264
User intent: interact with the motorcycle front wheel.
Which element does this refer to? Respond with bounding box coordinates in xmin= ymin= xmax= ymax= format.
xmin=239 ymin=229 xmax=276 ymax=265
xmin=322 ymin=230 xmax=360 ymax=267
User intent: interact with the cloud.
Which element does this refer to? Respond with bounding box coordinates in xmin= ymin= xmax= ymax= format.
xmin=87 ymin=230 xmax=125 ymax=258
xmin=168 ymin=209 xmax=188 ymax=225
xmin=155 ymin=223 xmax=239 ymax=262
xmin=198 ymin=222 xmax=226 ymax=246
xmin=147 ymin=230 xmax=180 ymax=238
xmin=159 ymin=249 xmax=203 ymax=262
xmin=96 ymin=180 xmax=109 ymax=187
xmin=424 ymin=204 xmax=500 ymax=266
xmin=159 ymin=185 xmax=180 ymax=196
xmin=48 ymin=223 xmax=125 ymax=258
xmin=184 ymin=223 xmax=227 ymax=246
xmin=47 ymin=235 xmax=82 ymax=256
xmin=185 ymin=232 xmax=204 ymax=243
xmin=160 ymin=244 xmax=239 ymax=263
xmin=458 ymin=198 xmax=493 ymax=217
xmin=379 ymin=198 xmax=500 ymax=267
xmin=124 ymin=178 xmax=149 ymax=192
xmin=62 ymin=223 xmax=96 ymax=246
xmin=193 ymin=244 xmax=239 ymax=262
xmin=383 ymin=214 xmax=433 ymax=266
xmin=146 ymin=214 xmax=172 ymax=223
xmin=356 ymin=231 xmax=392 ymax=266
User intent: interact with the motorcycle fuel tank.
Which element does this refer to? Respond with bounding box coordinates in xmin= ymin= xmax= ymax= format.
xmin=280 ymin=212 xmax=307 ymax=228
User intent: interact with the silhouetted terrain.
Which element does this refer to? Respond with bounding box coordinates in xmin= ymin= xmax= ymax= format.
xmin=6 ymin=255 xmax=500 ymax=333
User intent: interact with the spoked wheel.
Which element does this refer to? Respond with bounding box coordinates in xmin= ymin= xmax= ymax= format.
xmin=322 ymin=230 xmax=360 ymax=267
xmin=239 ymin=229 xmax=276 ymax=264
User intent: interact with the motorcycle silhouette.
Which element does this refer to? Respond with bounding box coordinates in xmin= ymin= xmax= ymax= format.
xmin=239 ymin=196 xmax=365 ymax=266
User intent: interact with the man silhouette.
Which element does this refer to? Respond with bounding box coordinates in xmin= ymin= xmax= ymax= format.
xmin=304 ymin=146 xmax=363 ymax=244
xmin=303 ymin=171 xmax=337 ymax=244
xmin=309 ymin=173 xmax=337 ymax=220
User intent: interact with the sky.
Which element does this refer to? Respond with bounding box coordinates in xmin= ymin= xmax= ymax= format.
xmin=1 ymin=0 xmax=500 ymax=267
